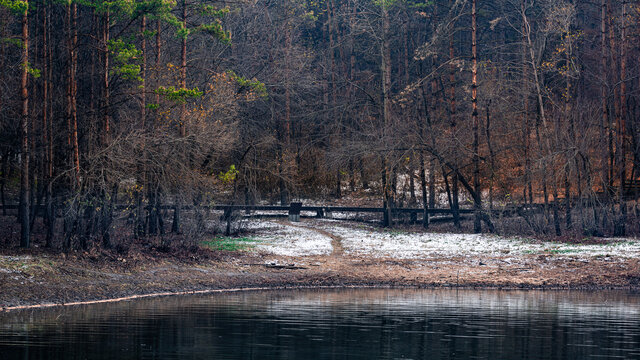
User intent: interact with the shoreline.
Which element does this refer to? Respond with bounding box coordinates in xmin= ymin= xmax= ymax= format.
xmin=3 ymin=283 xmax=640 ymax=314
xmin=2 ymin=256 xmax=639 ymax=312
xmin=2 ymin=219 xmax=640 ymax=311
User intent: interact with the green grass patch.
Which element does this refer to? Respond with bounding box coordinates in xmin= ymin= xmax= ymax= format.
xmin=202 ymin=237 xmax=258 ymax=251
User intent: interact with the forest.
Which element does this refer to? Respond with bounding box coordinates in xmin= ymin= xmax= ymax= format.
xmin=1 ymin=0 xmax=639 ymax=250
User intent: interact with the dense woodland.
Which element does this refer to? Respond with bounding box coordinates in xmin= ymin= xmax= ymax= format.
xmin=1 ymin=0 xmax=640 ymax=250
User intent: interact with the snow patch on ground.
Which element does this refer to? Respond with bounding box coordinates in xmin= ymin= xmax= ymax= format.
xmin=313 ymin=221 xmax=640 ymax=259
xmin=246 ymin=220 xmax=333 ymax=257
xmin=246 ymin=219 xmax=640 ymax=259
xmin=317 ymin=223 xmax=536 ymax=258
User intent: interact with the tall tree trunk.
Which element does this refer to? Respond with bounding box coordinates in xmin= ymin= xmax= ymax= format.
xmin=279 ymin=6 xmax=291 ymax=204
xmin=285 ymin=20 xmax=292 ymax=146
xmin=485 ymin=101 xmax=496 ymax=211
xmin=148 ymin=19 xmax=162 ymax=236
xmin=448 ymin=20 xmax=460 ymax=229
xmin=605 ymin=1 xmax=617 ymax=193
xmin=328 ymin=0 xmax=340 ymax=199
xmin=418 ymin=64 xmax=432 ymax=228
xmin=402 ymin=7 xmax=416 ymax=214
xmin=89 ymin=12 xmax=96 ymax=155
xmin=103 ymin=9 xmax=110 ymax=143
xmin=348 ymin=1 xmax=357 ymax=191
xmin=63 ymin=1 xmax=79 ymax=248
xmin=173 ymin=0 xmax=188 ymax=232
xmin=600 ymin=0 xmax=610 ymax=198
xmin=42 ymin=3 xmax=49 ymax=244
xmin=428 ymin=1 xmax=438 ymax=217
xmin=0 ymin=15 xmax=4 ymax=217
xmin=19 ymin=0 xmax=30 ymax=248
xmin=46 ymin=2 xmax=55 ymax=245
xmin=100 ymin=8 xmax=112 ymax=248
xmin=616 ymin=0 xmax=627 ymax=236
xmin=70 ymin=2 xmax=79 ymax=187
xmin=180 ymin=0 xmax=187 ymax=137
xmin=523 ymin=8 xmax=548 ymax=130
xmin=29 ymin=0 xmax=39 ymax=231
xmin=471 ymin=0 xmax=481 ymax=233
xmin=522 ymin=0 xmax=532 ymax=205
xmin=155 ymin=19 xmax=161 ymax=127
xmin=381 ymin=4 xmax=392 ymax=226
xmin=41 ymin=3 xmax=48 ymax=200
xmin=523 ymin=3 xmax=552 ymax=219
xmin=141 ymin=16 xmax=147 ymax=129
xmin=137 ymin=15 xmax=147 ymax=238
xmin=42 ymin=2 xmax=55 ymax=246
xmin=65 ymin=2 xmax=71 ymax=150
xmin=564 ymin=29 xmax=574 ymax=231
xmin=0 ymin=10 xmax=4 ymax=148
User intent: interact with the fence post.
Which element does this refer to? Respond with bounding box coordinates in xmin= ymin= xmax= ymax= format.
xmin=288 ymin=202 xmax=302 ymax=222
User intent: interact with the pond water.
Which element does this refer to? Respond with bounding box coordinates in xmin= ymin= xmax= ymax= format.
xmin=1 ymin=289 xmax=640 ymax=359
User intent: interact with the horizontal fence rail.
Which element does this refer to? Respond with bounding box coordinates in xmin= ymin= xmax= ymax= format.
xmin=0 ymin=203 xmax=544 ymax=218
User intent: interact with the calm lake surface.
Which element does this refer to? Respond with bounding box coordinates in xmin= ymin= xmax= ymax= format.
xmin=1 ymin=289 xmax=640 ymax=359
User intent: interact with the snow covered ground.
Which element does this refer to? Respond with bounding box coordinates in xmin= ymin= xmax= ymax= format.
xmin=247 ymin=219 xmax=640 ymax=260
xmin=246 ymin=221 xmax=333 ymax=257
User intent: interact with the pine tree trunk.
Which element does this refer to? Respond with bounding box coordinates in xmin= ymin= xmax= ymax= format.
xmin=607 ymin=0 xmax=619 ymax=194
xmin=19 ymin=0 xmax=30 ymax=248
xmin=616 ymin=0 xmax=627 ymax=236
xmin=42 ymin=3 xmax=54 ymax=247
xmin=137 ymin=15 xmax=147 ymax=238
xmin=381 ymin=4 xmax=392 ymax=226
xmin=448 ymin=0 xmax=460 ymax=229
xmin=348 ymin=3 xmax=357 ymax=193
xmin=45 ymin=3 xmax=54 ymax=245
xmin=103 ymin=9 xmax=110 ymax=143
xmin=522 ymin=0 xmax=532 ymax=205
xmin=180 ymin=0 xmax=187 ymax=137
xmin=600 ymin=0 xmax=610 ymax=199
xmin=485 ymin=102 xmax=496 ymax=211
xmin=70 ymin=2 xmax=79 ymax=186
xmin=564 ymin=27 xmax=574 ymax=231
xmin=471 ymin=0 xmax=481 ymax=233
xmin=148 ymin=19 xmax=162 ymax=236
